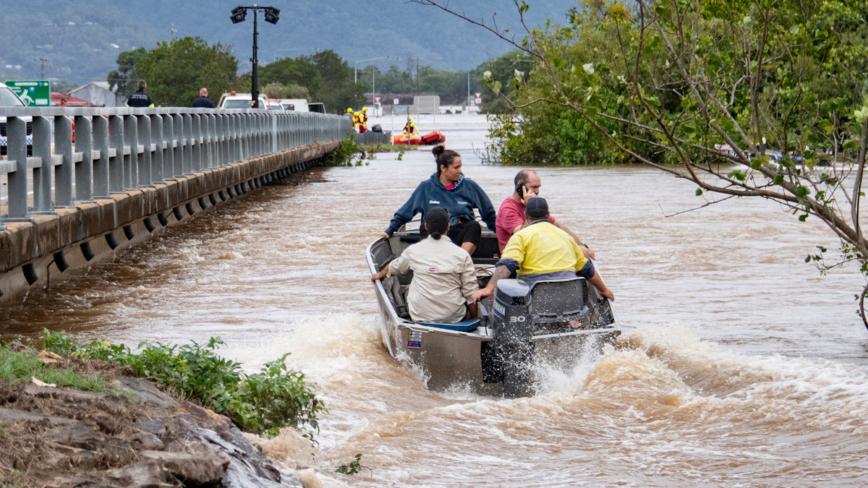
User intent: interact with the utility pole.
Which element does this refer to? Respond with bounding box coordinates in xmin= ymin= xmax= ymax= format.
xmin=34 ymin=58 xmax=48 ymax=79
xmin=416 ymin=57 xmax=420 ymax=95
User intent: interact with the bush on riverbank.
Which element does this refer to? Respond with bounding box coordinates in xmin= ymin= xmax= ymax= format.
xmin=42 ymin=331 xmax=323 ymax=439
xmin=324 ymin=135 xmax=363 ymax=167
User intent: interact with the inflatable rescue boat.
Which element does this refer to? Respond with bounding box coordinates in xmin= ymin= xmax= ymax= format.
xmin=391 ymin=131 xmax=446 ymax=145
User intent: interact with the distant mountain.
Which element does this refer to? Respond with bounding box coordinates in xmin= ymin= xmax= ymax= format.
xmin=0 ymin=0 xmax=579 ymax=85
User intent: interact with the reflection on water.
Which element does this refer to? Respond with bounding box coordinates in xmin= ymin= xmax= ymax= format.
xmin=3 ymin=115 xmax=868 ymax=486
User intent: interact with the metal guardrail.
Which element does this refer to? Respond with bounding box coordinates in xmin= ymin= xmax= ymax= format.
xmin=0 ymin=107 xmax=352 ymax=230
xmin=355 ymin=131 xmax=391 ymax=145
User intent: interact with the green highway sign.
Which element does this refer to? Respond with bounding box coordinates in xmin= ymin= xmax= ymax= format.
xmin=5 ymin=80 xmax=51 ymax=107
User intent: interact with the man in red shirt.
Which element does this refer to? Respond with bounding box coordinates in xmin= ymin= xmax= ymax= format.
xmin=495 ymin=169 xmax=595 ymax=258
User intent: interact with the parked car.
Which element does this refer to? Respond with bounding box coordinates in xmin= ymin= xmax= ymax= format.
xmin=217 ymin=92 xmax=270 ymax=110
xmin=0 ymin=86 xmax=32 ymax=156
xmin=308 ymin=102 xmax=326 ymax=113
xmin=279 ymin=99 xmax=309 ymax=112
xmin=266 ymin=100 xmax=284 ymax=111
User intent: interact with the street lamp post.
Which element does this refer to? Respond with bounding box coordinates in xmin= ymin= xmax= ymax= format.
xmin=231 ymin=5 xmax=280 ymax=109
xmin=354 ymin=56 xmax=390 ymax=84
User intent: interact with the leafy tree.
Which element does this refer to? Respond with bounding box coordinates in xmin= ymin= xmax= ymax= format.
xmin=415 ymin=0 xmax=868 ymax=325
xmin=133 ymin=37 xmax=238 ymax=107
xmin=259 ymin=50 xmax=364 ymax=113
xmin=262 ymin=82 xmax=310 ymax=100
xmin=107 ymin=47 xmax=147 ymax=98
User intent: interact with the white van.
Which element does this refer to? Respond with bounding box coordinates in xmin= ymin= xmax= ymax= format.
xmin=279 ymin=99 xmax=308 ymax=112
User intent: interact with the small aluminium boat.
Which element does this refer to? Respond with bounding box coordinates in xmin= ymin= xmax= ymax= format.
xmin=367 ymin=225 xmax=621 ymax=398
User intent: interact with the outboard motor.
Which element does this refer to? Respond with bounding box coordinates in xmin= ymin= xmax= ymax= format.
xmin=489 ymin=279 xmax=535 ymax=399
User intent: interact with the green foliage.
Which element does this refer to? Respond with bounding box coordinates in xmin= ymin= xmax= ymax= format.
xmin=336 ymin=454 xmax=370 ymax=475
xmin=230 ymin=354 xmax=323 ymax=439
xmin=0 ymin=346 xmax=118 ymax=394
xmin=325 ymin=136 xmax=362 ymax=167
xmin=133 ymin=36 xmax=238 ymax=107
xmin=260 ymin=50 xmax=365 ymax=113
xmin=262 ymin=82 xmax=310 ymax=100
xmin=107 ymin=47 xmax=148 ymax=98
xmin=42 ymin=330 xmax=323 ymax=439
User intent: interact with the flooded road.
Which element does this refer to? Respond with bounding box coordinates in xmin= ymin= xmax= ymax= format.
xmin=3 ymin=115 xmax=868 ymax=486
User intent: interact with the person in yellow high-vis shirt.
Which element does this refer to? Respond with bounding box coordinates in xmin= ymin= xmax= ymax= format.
xmin=403 ymin=116 xmax=417 ymax=135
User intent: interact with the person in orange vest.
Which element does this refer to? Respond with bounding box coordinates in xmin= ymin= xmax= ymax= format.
xmin=403 ymin=116 xmax=417 ymax=135
xmin=353 ymin=112 xmax=361 ymax=132
xmin=359 ymin=107 xmax=369 ymax=132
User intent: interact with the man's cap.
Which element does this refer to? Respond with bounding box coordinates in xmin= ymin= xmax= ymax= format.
xmin=426 ymin=206 xmax=450 ymax=231
xmin=525 ymin=197 xmax=549 ymax=219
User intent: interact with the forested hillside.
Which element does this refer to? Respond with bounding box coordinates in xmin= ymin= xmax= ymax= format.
xmin=0 ymin=0 xmax=576 ymax=84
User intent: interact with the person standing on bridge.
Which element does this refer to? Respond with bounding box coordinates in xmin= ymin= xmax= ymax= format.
xmin=381 ymin=145 xmax=496 ymax=256
xmin=126 ymin=80 xmax=154 ymax=108
xmin=192 ymin=88 xmax=215 ymax=108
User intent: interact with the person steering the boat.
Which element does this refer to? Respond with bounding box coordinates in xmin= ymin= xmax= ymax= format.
xmin=472 ymin=197 xmax=614 ymax=303
xmin=381 ymin=145 xmax=497 ymax=256
xmin=372 ymin=207 xmax=479 ymax=323
xmin=496 ymin=169 xmax=595 ymax=260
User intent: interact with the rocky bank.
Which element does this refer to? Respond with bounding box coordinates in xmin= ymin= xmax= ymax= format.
xmin=0 ymin=352 xmax=307 ymax=488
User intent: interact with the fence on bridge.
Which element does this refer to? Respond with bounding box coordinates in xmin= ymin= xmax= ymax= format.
xmin=0 ymin=107 xmax=352 ymax=229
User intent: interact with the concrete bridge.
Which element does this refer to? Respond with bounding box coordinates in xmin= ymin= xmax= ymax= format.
xmin=0 ymin=107 xmax=351 ymax=303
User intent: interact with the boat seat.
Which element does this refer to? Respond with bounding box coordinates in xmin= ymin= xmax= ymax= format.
xmin=417 ymin=319 xmax=481 ymax=332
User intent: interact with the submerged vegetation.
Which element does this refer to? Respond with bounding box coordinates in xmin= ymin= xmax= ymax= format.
xmin=41 ymin=331 xmax=323 ymax=439
xmin=325 ymin=135 xmax=364 ymax=167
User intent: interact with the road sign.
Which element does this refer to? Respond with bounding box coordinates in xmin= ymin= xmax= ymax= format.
xmin=375 ymin=96 xmax=381 ymax=103
xmin=475 ymin=98 xmax=482 ymax=104
xmin=394 ymin=98 xmax=399 ymax=105
xmin=5 ymin=80 xmax=50 ymax=107
xmin=475 ymin=92 xmax=481 ymax=98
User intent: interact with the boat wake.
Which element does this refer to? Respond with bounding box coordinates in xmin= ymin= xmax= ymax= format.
xmin=229 ymin=315 xmax=868 ymax=487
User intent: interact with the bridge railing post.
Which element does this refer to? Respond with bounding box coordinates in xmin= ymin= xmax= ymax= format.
xmin=161 ymin=111 xmax=174 ymax=181
xmin=183 ymin=113 xmax=193 ymax=175
xmin=150 ymin=113 xmax=164 ymax=185
xmin=4 ymin=117 xmax=30 ymax=221
xmin=31 ymin=116 xmax=54 ymax=214
xmin=93 ymin=114 xmax=110 ymax=198
xmin=136 ymin=113 xmax=151 ymax=187
xmin=123 ymin=114 xmax=138 ymax=189
xmin=74 ymin=114 xmax=94 ymax=201
xmin=108 ymin=114 xmax=124 ymax=194
xmin=55 ymin=114 xmax=75 ymax=206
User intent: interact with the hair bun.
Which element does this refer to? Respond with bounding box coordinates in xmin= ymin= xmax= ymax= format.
xmin=432 ymin=145 xmax=445 ymax=158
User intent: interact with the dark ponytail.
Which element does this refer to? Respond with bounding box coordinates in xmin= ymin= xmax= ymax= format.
xmin=431 ymin=230 xmax=443 ymax=240
xmin=432 ymin=145 xmax=460 ymax=176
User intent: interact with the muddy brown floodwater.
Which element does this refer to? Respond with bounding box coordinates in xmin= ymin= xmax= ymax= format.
xmin=3 ymin=115 xmax=868 ymax=486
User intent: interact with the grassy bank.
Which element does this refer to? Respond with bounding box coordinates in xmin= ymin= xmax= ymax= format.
xmin=0 ymin=348 xmax=120 ymax=394
xmin=4 ymin=332 xmax=324 ymax=440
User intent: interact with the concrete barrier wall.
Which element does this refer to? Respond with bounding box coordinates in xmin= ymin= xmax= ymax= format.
xmin=0 ymin=107 xmax=351 ymax=304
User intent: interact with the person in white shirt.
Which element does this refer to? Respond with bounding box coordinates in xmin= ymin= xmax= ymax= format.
xmin=372 ymin=207 xmax=479 ymax=323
